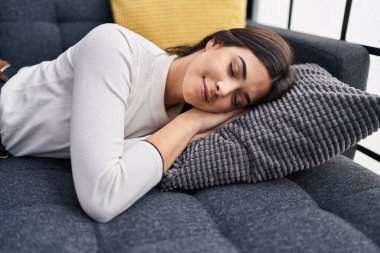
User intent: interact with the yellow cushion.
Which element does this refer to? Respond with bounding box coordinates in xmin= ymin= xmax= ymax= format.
xmin=110 ymin=0 xmax=247 ymax=49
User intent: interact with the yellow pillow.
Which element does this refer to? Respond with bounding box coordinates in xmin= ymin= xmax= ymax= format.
xmin=110 ymin=0 xmax=247 ymax=49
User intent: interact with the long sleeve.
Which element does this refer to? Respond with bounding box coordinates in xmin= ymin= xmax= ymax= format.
xmin=69 ymin=23 xmax=163 ymax=223
xmin=124 ymin=135 xmax=151 ymax=151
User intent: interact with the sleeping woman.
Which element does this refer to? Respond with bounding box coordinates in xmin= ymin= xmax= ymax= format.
xmin=0 ymin=23 xmax=295 ymax=222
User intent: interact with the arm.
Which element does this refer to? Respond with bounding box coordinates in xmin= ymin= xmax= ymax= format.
xmin=146 ymin=108 xmax=246 ymax=173
xmin=146 ymin=116 xmax=198 ymax=174
xmin=70 ymin=24 xmax=166 ymax=223
xmin=123 ymin=135 xmax=151 ymax=151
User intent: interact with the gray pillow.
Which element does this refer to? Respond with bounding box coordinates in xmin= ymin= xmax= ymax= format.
xmin=158 ymin=63 xmax=380 ymax=192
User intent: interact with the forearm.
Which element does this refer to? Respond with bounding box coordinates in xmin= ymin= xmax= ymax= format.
xmin=146 ymin=115 xmax=199 ymax=174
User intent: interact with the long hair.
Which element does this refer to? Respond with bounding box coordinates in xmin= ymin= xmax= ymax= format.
xmin=164 ymin=26 xmax=296 ymax=108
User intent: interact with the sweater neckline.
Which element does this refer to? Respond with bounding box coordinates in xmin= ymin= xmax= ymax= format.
xmin=150 ymin=54 xmax=185 ymax=126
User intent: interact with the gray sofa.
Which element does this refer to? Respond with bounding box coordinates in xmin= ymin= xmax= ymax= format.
xmin=1 ymin=0 xmax=380 ymax=252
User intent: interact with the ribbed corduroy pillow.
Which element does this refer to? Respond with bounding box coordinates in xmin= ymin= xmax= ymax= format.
xmin=158 ymin=63 xmax=380 ymax=191
xmin=110 ymin=0 xmax=247 ymax=49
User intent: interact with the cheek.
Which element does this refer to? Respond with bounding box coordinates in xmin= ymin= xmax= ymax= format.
xmin=217 ymin=100 xmax=234 ymax=112
xmin=181 ymin=70 xmax=201 ymax=104
xmin=182 ymin=87 xmax=192 ymax=103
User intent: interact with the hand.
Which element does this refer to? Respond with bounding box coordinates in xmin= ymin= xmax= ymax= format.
xmin=190 ymin=129 xmax=216 ymax=143
xmin=189 ymin=109 xmax=247 ymax=143
xmin=179 ymin=107 xmax=248 ymax=136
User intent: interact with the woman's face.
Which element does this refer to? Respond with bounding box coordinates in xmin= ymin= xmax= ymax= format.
xmin=182 ymin=39 xmax=273 ymax=113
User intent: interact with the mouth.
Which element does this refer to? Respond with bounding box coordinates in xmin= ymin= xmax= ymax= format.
xmin=201 ymin=76 xmax=209 ymax=102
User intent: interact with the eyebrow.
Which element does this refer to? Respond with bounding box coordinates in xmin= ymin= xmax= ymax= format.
xmin=238 ymin=55 xmax=251 ymax=106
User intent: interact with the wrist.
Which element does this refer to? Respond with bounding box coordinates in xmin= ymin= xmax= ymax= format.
xmin=175 ymin=113 xmax=201 ymax=135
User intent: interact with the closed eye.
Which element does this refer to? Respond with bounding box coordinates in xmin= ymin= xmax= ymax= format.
xmin=230 ymin=63 xmax=242 ymax=107
xmin=230 ymin=63 xmax=235 ymax=77
xmin=233 ymin=93 xmax=245 ymax=107
xmin=233 ymin=91 xmax=251 ymax=107
xmin=230 ymin=62 xmax=249 ymax=107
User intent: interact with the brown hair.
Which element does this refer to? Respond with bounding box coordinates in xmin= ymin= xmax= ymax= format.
xmin=164 ymin=26 xmax=296 ymax=108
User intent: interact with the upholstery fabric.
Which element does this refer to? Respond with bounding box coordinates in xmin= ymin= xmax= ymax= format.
xmin=158 ymin=63 xmax=380 ymax=191
xmin=0 ymin=0 xmax=113 ymax=67
xmin=1 ymin=0 xmax=380 ymax=251
xmin=1 ymin=155 xmax=380 ymax=252
xmin=110 ymin=0 xmax=247 ymax=49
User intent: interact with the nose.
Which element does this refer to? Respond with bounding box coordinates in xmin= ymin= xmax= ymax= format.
xmin=215 ymin=80 xmax=238 ymax=97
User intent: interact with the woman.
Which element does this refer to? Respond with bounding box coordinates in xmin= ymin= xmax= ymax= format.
xmin=0 ymin=23 xmax=295 ymax=222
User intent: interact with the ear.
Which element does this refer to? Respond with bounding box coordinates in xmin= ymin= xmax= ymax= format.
xmin=205 ymin=38 xmax=223 ymax=50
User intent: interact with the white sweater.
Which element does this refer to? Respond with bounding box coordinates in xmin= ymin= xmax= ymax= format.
xmin=0 ymin=23 xmax=185 ymax=222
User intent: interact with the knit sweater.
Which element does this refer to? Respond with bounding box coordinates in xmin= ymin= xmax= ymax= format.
xmin=0 ymin=23 xmax=185 ymax=222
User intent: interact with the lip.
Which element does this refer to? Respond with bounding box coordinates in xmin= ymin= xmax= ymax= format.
xmin=201 ymin=77 xmax=209 ymax=102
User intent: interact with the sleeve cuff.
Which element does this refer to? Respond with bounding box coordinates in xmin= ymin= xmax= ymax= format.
xmin=141 ymin=140 xmax=164 ymax=177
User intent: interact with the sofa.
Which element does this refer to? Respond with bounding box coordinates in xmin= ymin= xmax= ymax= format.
xmin=1 ymin=0 xmax=380 ymax=252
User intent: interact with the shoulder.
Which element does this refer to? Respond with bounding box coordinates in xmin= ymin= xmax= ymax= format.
xmin=83 ymin=23 xmax=137 ymax=50
xmin=87 ymin=23 xmax=166 ymax=56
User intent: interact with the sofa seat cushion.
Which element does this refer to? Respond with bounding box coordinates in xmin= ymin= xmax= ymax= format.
xmin=194 ymin=154 xmax=380 ymax=252
xmin=0 ymin=157 xmax=239 ymax=252
xmin=1 ymin=155 xmax=380 ymax=252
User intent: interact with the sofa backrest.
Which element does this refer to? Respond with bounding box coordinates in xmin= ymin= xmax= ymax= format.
xmin=0 ymin=0 xmax=113 ymax=68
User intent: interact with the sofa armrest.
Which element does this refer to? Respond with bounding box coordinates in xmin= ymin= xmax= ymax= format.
xmin=247 ymin=20 xmax=370 ymax=92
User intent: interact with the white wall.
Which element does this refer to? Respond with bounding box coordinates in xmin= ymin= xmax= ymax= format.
xmin=291 ymin=0 xmax=346 ymax=40
xmin=346 ymin=0 xmax=380 ymax=48
xmin=255 ymin=0 xmax=290 ymax=29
